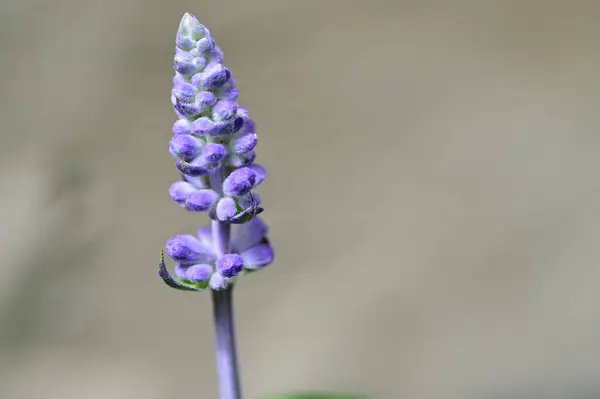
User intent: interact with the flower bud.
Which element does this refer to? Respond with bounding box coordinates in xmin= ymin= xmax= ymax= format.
xmin=186 ymin=264 xmax=213 ymax=283
xmin=172 ymin=81 xmax=197 ymax=103
xmin=176 ymin=157 xmax=210 ymax=176
xmin=230 ymin=132 xmax=257 ymax=154
xmin=212 ymin=100 xmax=238 ymax=121
xmin=215 ymin=197 xmax=238 ymax=221
xmin=169 ymin=135 xmax=203 ymax=160
xmin=185 ymin=189 xmax=219 ymax=211
xmin=169 ymin=181 xmax=197 ymax=205
xmin=201 ymin=143 xmax=228 ymax=163
xmin=172 ymin=119 xmax=192 ymax=135
xmin=166 ymin=235 xmax=212 ymax=264
xmin=223 ymin=167 xmax=256 ymax=197
xmin=196 ymin=63 xmax=231 ymax=89
xmin=216 ymin=254 xmax=244 ymax=278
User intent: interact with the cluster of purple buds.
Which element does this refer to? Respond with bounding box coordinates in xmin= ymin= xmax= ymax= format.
xmin=159 ymin=13 xmax=273 ymax=291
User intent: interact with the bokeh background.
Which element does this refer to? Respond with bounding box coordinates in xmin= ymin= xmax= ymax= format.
xmin=1 ymin=1 xmax=600 ymax=398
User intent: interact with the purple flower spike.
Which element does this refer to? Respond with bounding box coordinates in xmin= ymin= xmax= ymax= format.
xmin=186 ymin=264 xmax=214 ymax=283
xmin=161 ymin=13 xmax=272 ymax=295
xmin=166 ymin=235 xmax=213 ymax=264
xmin=216 ymin=254 xmax=244 ymax=278
xmin=169 ymin=135 xmax=203 ymax=160
xmin=186 ymin=189 xmax=219 ymax=211
xmin=223 ymin=167 xmax=256 ymax=197
xmin=169 ymin=181 xmax=196 ymax=205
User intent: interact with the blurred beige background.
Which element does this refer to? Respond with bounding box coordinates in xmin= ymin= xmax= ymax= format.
xmin=1 ymin=1 xmax=600 ymax=398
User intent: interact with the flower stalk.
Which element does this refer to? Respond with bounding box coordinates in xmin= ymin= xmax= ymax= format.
xmin=212 ymin=287 xmax=243 ymax=399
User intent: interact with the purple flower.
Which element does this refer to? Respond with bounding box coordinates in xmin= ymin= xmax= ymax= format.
xmin=160 ymin=217 xmax=274 ymax=290
xmin=160 ymin=13 xmax=273 ymax=294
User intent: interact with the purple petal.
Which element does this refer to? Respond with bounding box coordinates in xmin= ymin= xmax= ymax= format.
xmin=240 ymin=243 xmax=274 ymax=269
xmin=231 ymin=217 xmax=269 ymax=252
xmin=249 ymin=164 xmax=266 ymax=187
xmin=240 ymin=118 xmax=255 ymax=135
xmin=197 ymin=226 xmax=213 ymax=248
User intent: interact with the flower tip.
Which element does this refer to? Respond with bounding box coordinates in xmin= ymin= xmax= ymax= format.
xmin=179 ymin=13 xmax=200 ymax=31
